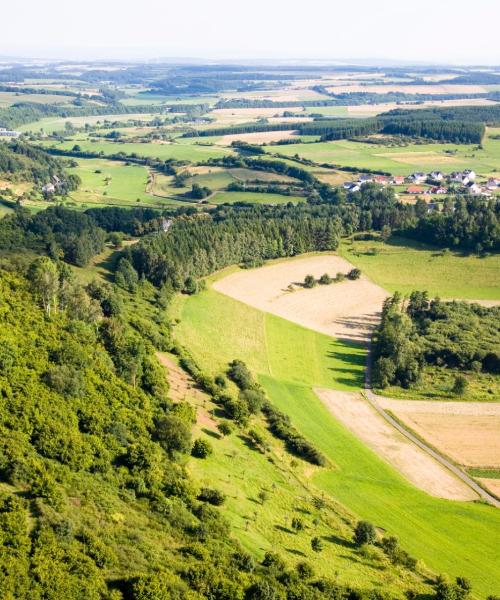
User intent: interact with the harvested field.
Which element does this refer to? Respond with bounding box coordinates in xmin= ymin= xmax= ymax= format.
xmin=478 ymin=479 xmax=500 ymax=497
xmin=213 ymin=254 xmax=388 ymax=343
xmin=325 ymin=84 xmax=487 ymax=94
xmin=218 ymin=130 xmax=301 ymax=145
xmin=315 ymin=389 xmax=478 ymax=501
xmin=379 ymin=398 xmax=500 ymax=468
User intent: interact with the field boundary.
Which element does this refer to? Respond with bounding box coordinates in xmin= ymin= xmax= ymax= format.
xmin=364 ymin=343 xmax=500 ymax=508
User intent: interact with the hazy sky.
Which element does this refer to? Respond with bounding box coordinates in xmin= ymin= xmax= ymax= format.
xmin=1 ymin=0 xmax=499 ymax=64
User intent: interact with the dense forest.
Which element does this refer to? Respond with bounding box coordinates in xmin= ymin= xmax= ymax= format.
xmin=373 ymin=292 xmax=500 ymax=389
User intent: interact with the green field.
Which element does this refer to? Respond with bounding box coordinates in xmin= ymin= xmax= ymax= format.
xmin=171 ymin=267 xmax=500 ymax=597
xmin=340 ymin=237 xmax=500 ymax=300
xmin=66 ymin=158 xmax=186 ymax=208
xmin=211 ymin=191 xmax=305 ymax=205
xmin=263 ymin=129 xmax=500 ymax=176
xmin=0 ymin=91 xmax=75 ymax=107
xmin=18 ymin=113 xmax=162 ymax=133
xmin=40 ymin=137 xmax=233 ymax=162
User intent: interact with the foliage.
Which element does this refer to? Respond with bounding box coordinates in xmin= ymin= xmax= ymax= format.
xmin=354 ymin=521 xmax=377 ymax=546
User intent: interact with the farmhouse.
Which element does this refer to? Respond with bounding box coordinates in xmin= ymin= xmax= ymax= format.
xmin=430 ymin=186 xmax=448 ymax=194
xmin=486 ymin=178 xmax=500 ymax=190
xmin=391 ymin=176 xmax=405 ymax=185
xmin=373 ymin=175 xmax=389 ymax=184
xmin=358 ymin=174 xmax=373 ymax=184
xmin=429 ymin=171 xmax=444 ymax=181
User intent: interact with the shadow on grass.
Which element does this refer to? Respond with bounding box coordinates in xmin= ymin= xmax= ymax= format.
xmin=201 ymin=428 xmax=221 ymax=440
xmin=325 ymin=534 xmax=355 ymax=549
xmin=275 ymin=524 xmax=294 ymax=534
xmin=286 ymin=548 xmax=306 ymax=557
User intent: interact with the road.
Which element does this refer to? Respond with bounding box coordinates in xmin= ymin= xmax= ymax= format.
xmin=364 ymin=341 xmax=500 ymax=508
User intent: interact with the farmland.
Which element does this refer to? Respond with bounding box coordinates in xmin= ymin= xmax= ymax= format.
xmin=170 ymin=264 xmax=500 ymax=596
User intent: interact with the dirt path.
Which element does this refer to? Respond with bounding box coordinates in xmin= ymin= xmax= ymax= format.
xmin=213 ymin=254 xmax=388 ymax=343
xmin=315 ymin=388 xmax=479 ymax=501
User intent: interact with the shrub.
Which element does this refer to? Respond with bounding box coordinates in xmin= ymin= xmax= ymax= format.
xmin=354 ymin=520 xmax=377 ymax=546
xmin=311 ymin=537 xmax=323 ymax=552
xmin=155 ymin=415 xmax=192 ymax=458
xmin=319 ymin=273 xmax=332 ymax=285
xmin=217 ymin=421 xmax=233 ymax=437
xmin=191 ymin=438 xmax=213 ymax=459
xmin=452 ymin=375 xmax=468 ymax=396
xmin=198 ymin=487 xmax=226 ymax=506
xmin=347 ymin=268 xmax=361 ymax=280
xmin=303 ymin=274 xmax=316 ymax=288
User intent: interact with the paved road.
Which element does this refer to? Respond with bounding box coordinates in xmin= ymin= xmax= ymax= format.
xmin=364 ymin=341 xmax=500 ymax=509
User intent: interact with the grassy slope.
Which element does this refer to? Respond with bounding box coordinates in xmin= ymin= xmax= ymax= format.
xmin=211 ymin=191 xmax=305 ymax=205
xmin=171 ymin=266 xmax=500 ymax=597
xmin=263 ymin=128 xmax=500 ymax=176
xmin=340 ymin=237 xmax=500 ymax=300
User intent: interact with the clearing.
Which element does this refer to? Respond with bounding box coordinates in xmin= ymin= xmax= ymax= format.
xmin=314 ymin=389 xmax=478 ymax=501
xmin=213 ymin=254 xmax=388 ymax=342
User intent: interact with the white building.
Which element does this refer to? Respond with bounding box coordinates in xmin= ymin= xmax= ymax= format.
xmin=0 ymin=127 xmax=21 ymax=138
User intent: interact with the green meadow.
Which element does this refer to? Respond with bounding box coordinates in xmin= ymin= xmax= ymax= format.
xmin=18 ymin=113 xmax=161 ymax=133
xmin=340 ymin=236 xmax=500 ymax=300
xmin=263 ymin=128 xmax=500 ymax=176
xmin=40 ymin=137 xmax=233 ymax=161
xmin=211 ymin=191 xmax=305 ymax=205
xmin=171 ymin=267 xmax=500 ymax=597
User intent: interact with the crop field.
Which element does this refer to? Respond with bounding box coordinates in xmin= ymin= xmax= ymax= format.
xmin=340 ymin=237 xmax=500 ymax=300
xmin=212 ymin=254 xmax=388 ymax=342
xmin=0 ymin=91 xmax=75 ymax=107
xmin=263 ymin=129 xmax=500 ymax=176
xmin=170 ymin=266 xmax=500 ymax=596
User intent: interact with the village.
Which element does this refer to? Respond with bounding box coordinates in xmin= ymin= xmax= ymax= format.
xmin=343 ymin=169 xmax=500 ymax=198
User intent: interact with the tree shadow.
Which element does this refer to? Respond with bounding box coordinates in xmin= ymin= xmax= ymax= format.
xmin=201 ymin=428 xmax=221 ymax=440
xmin=275 ymin=524 xmax=294 ymax=534
xmin=325 ymin=534 xmax=355 ymax=549
xmin=286 ymin=548 xmax=306 ymax=557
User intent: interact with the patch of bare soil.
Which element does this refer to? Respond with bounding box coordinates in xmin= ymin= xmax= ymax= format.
xmin=155 ymin=352 xmax=217 ymax=428
xmin=478 ymin=478 xmax=500 ymax=498
xmin=315 ymin=389 xmax=478 ymax=501
xmin=213 ymin=254 xmax=388 ymax=343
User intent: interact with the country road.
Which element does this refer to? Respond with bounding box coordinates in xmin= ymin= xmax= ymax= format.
xmin=364 ymin=342 xmax=500 ymax=508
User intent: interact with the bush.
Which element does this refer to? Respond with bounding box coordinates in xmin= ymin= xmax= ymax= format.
xmin=217 ymin=421 xmax=233 ymax=437
xmin=198 ymin=487 xmax=226 ymax=506
xmin=354 ymin=520 xmax=377 ymax=546
xmin=347 ymin=268 xmax=361 ymax=280
xmin=453 ymin=375 xmax=468 ymax=396
xmin=319 ymin=273 xmax=332 ymax=285
xmin=155 ymin=415 xmax=192 ymax=458
xmin=191 ymin=438 xmax=213 ymax=459
xmin=303 ymin=274 xmax=316 ymax=288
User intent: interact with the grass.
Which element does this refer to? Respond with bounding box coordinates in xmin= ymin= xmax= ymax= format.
xmin=340 ymin=236 xmax=500 ymax=300
xmin=18 ymin=113 xmax=161 ymax=133
xmin=39 ymin=136 xmax=233 ymax=162
xmin=263 ymin=128 xmax=500 ymax=176
xmin=468 ymin=468 xmax=500 ymax=479
xmin=211 ymin=191 xmax=305 ymax=205
xmin=170 ymin=263 xmax=500 ymax=596
xmin=381 ymin=366 xmax=500 ymax=403
xmin=66 ymin=158 xmax=186 ymax=208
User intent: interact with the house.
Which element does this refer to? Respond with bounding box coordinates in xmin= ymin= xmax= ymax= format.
xmin=466 ymin=182 xmax=482 ymax=195
xmin=358 ymin=174 xmax=373 ymax=184
xmin=0 ymin=127 xmax=20 ymax=138
xmin=373 ymin=175 xmax=389 ymax=185
xmin=450 ymin=171 xmax=468 ymax=184
xmin=463 ymin=169 xmax=476 ymax=181
xmin=486 ymin=178 xmax=500 ymax=190
xmin=391 ymin=176 xmax=405 ymax=185
xmin=430 ymin=186 xmax=448 ymax=194
xmin=344 ymin=182 xmax=361 ymax=192
xmin=408 ymin=172 xmax=426 ymax=183
xmin=429 ymin=171 xmax=444 ymax=181
xmin=406 ymin=185 xmax=426 ymax=194
xmin=42 ymin=183 xmax=56 ymax=194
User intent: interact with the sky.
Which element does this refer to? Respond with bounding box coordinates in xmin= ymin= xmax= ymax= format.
xmin=1 ymin=0 xmax=499 ymax=65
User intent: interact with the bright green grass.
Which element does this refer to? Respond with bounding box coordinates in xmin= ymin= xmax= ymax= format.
xmin=304 ymin=106 xmax=350 ymax=117
xmin=211 ymin=191 xmax=305 ymax=205
xmin=19 ymin=113 xmax=161 ymax=133
xmin=39 ymin=137 xmax=233 ymax=161
xmin=340 ymin=237 xmax=500 ymax=300
xmin=172 ymin=264 xmax=500 ymax=596
xmin=0 ymin=91 xmax=74 ymax=107
xmin=67 ymin=158 xmax=185 ymax=208
xmin=263 ymin=129 xmax=500 ymax=176
xmin=260 ymin=378 xmax=500 ymax=598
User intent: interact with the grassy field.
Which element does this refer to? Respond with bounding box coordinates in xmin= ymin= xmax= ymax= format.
xmin=18 ymin=113 xmax=162 ymax=133
xmin=263 ymin=129 xmax=500 ymax=176
xmin=40 ymin=137 xmax=233 ymax=162
xmin=170 ymin=265 xmax=500 ymax=596
xmin=211 ymin=191 xmax=305 ymax=205
xmin=0 ymin=91 xmax=75 ymax=107
xmin=340 ymin=237 xmax=500 ymax=300
xmin=66 ymin=157 xmax=186 ymax=208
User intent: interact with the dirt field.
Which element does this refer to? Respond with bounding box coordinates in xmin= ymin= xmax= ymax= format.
xmin=213 ymin=254 xmax=388 ymax=343
xmin=219 ymin=130 xmax=301 ymax=145
xmin=315 ymin=389 xmax=478 ymax=500
xmin=379 ymin=398 xmax=500 ymax=468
